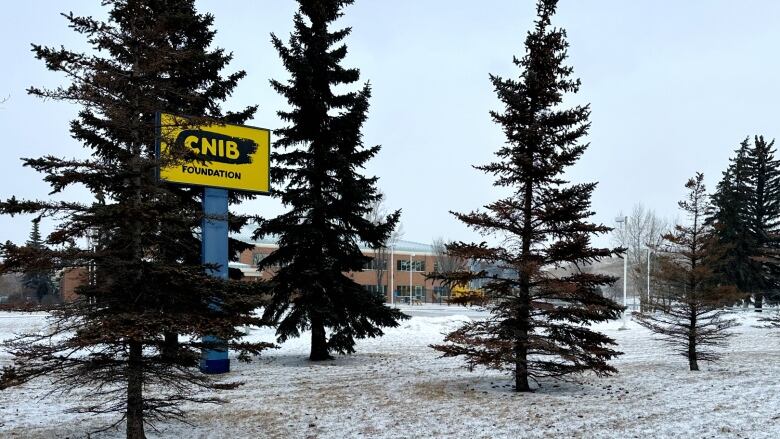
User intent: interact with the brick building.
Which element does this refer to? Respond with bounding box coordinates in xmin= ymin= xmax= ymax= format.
xmin=59 ymin=239 xmax=448 ymax=304
xmin=237 ymin=238 xmax=449 ymax=304
xmin=59 ymin=267 xmax=88 ymax=302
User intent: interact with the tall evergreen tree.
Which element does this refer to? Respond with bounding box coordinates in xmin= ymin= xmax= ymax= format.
xmin=0 ymin=2 xmax=270 ymax=437
xmin=708 ymin=139 xmax=756 ymax=302
xmin=636 ymin=173 xmax=739 ymax=371
xmin=744 ymin=136 xmax=780 ymax=309
xmin=21 ymin=218 xmax=55 ymax=302
xmin=431 ymin=0 xmax=623 ymax=392
xmin=254 ymin=0 xmax=406 ymax=361
xmin=708 ymin=136 xmax=780 ymax=309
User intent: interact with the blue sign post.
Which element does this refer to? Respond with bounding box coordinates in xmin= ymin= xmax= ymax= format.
xmin=156 ymin=113 xmax=270 ymax=375
xmin=200 ymin=187 xmax=230 ymax=374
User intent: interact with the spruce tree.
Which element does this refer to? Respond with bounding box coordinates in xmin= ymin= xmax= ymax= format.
xmin=708 ymin=136 xmax=780 ymax=309
xmin=254 ymin=0 xmax=406 ymax=361
xmin=744 ymin=136 xmax=780 ymax=309
xmin=707 ymin=140 xmax=757 ymax=303
xmin=21 ymin=217 xmax=55 ymax=302
xmin=431 ymin=0 xmax=623 ymax=392
xmin=0 ymin=1 xmax=270 ymax=437
xmin=636 ymin=173 xmax=739 ymax=371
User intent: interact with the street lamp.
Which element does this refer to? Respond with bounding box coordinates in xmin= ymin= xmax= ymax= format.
xmin=615 ymin=216 xmax=629 ymax=330
xmin=646 ymin=246 xmax=652 ymax=312
xmin=409 ymin=253 xmax=415 ymax=305
xmin=389 ymin=244 xmax=395 ymax=306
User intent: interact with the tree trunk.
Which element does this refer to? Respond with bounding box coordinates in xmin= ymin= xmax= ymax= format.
xmin=688 ymin=341 xmax=699 ymax=371
xmin=688 ymin=312 xmax=699 ymax=371
xmin=755 ymin=292 xmax=763 ymax=312
xmin=514 ymin=340 xmax=531 ymax=392
xmin=514 ymin=284 xmax=532 ymax=392
xmin=514 ymin=173 xmax=534 ymax=392
xmin=126 ymin=340 xmax=145 ymax=439
xmin=162 ymin=331 xmax=178 ymax=362
xmin=309 ymin=312 xmax=331 ymax=361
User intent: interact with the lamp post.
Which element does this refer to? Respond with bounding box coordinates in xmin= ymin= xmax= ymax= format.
xmin=409 ymin=253 xmax=415 ymax=305
xmin=390 ymin=245 xmax=395 ymax=306
xmin=646 ymin=246 xmax=651 ymax=312
xmin=615 ymin=216 xmax=629 ymax=330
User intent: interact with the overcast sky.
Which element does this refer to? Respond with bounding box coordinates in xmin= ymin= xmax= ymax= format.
xmin=1 ymin=1 xmax=779 ymax=248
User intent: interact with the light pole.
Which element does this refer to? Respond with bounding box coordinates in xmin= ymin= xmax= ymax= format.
xmin=390 ymin=245 xmax=395 ymax=306
xmin=615 ymin=216 xmax=629 ymax=330
xmin=646 ymin=246 xmax=651 ymax=311
xmin=409 ymin=253 xmax=415 ymax=305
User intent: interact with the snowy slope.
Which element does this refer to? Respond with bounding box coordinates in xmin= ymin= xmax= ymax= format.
xmin=1 ymin=306 xmax=779 ymax=438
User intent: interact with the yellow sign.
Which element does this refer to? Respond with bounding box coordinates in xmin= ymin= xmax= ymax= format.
xmin=156 ymin=112 xmax=270 ymax=193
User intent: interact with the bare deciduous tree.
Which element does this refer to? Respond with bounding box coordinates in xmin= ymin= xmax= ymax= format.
xmin=364 ymin=190 xmax=403 ymax=296
xmin=0 ymin=273 xmax=25 ymax=303
xmin=430 ymin=237 xmax=467 ymax=302
xmin=612 ymin=203 xmax=669 ymax=310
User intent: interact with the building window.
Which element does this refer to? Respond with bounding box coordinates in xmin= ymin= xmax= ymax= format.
xmin=395 ymin=285 xmax=425 ymax=303
xmin=364 ymin=285 xmax=387 ymax=294
xmin=414 ymin=285 xmax=425 ymax=300
xmin=397 ymin=259 xmax=425 ymax=272
xmin=362 ymin=258 xmax=387 ymax=271
xmin=433 ymin=286 xmax=449 ymax=297
xmin=252 ymin=252 xmax=268 ymax=266
xmin=253 ymin=252 xmax=281 ymax=268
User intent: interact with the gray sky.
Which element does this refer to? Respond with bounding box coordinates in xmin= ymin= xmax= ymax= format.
xmin=1 ymin=1 xmax=780 ymax=248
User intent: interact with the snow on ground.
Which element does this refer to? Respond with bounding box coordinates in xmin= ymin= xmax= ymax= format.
xmin=1 ymin=305 xmax=779 ymax=438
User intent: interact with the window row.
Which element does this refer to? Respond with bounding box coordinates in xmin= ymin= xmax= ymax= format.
xmin=364 ymin=285 xmax=388 ymax=294
xmin=397 ymin=285 xmax=424 ymax=296
xmin=362 ymin=258 xmax=428 ymax=272
xmin=362 ymin=258 xmax=388 ymax=271
xmin=397 ymin=260 xmax=426 ymax=272
xmin=255 ymin=253 xmax=439 ymax=274
xmin=252 ymin=253 xmax=269 ymax=266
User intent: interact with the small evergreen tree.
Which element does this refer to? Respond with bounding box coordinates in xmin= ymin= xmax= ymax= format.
xmin=431 ymin=0 xmax=623 ymax=392
xmin=253 ymin=0 xmax=406 ymax=361
xmin=0 ymin=2 xmax=270 ymax=437
xmin=636 ymin=173 xmax=739 ymax=371
xmin=21 ymin=218 xmax=55 ymax=302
